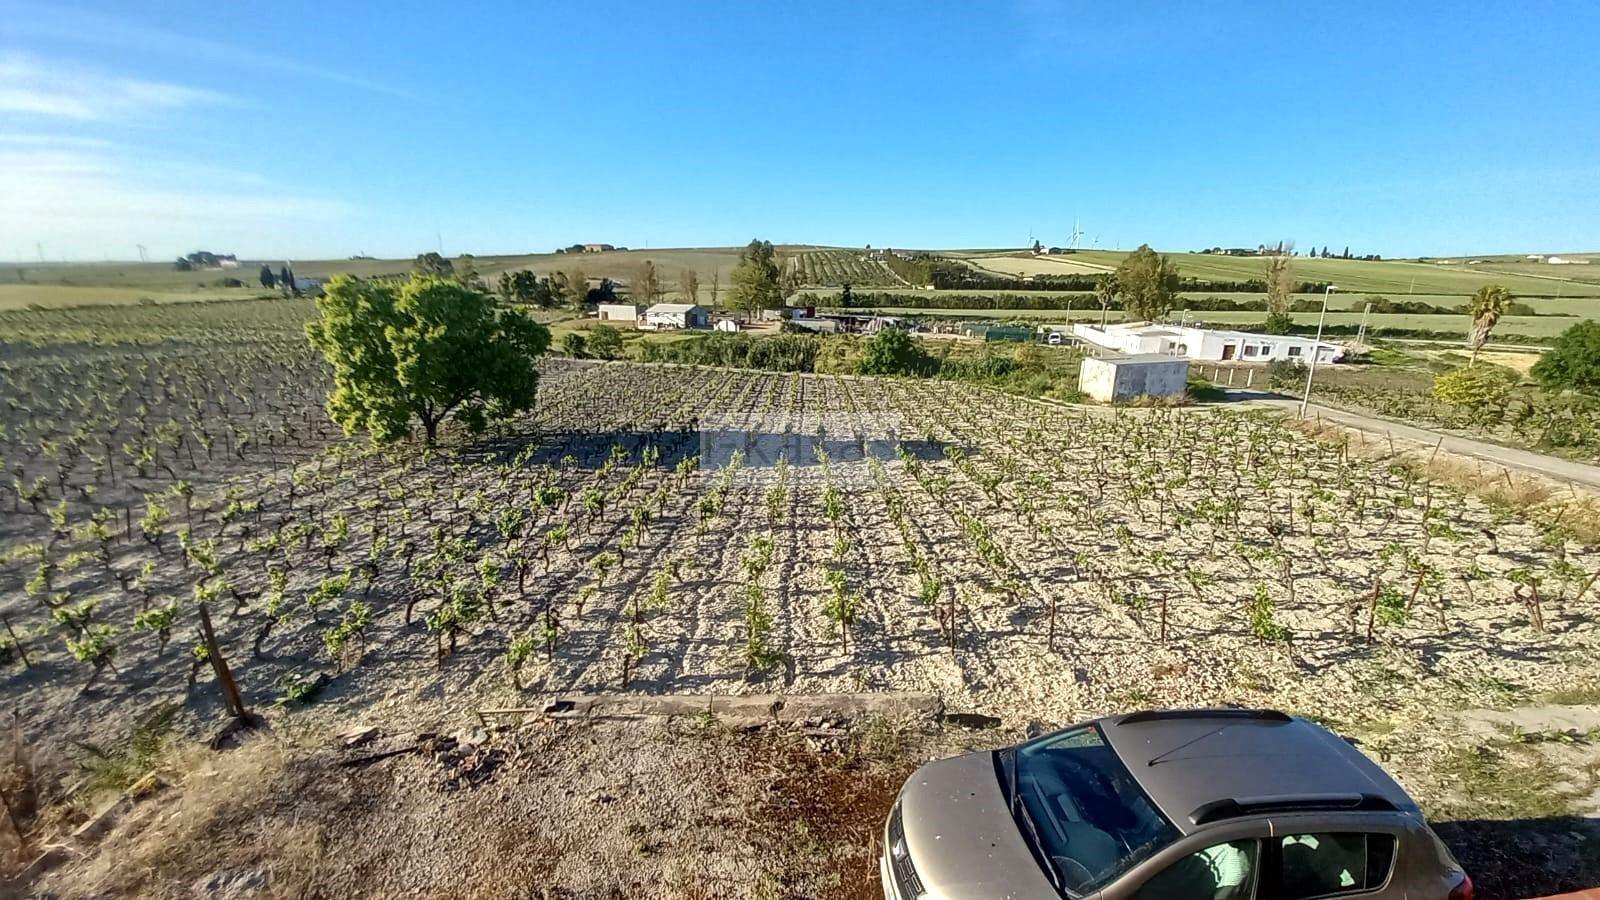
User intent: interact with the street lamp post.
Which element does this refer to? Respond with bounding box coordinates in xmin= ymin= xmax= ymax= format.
xmin=1299 ymin=284 xmax=1336 ymax=416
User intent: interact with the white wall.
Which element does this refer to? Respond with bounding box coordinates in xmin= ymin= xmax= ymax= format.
xmin=1079 ymin=358 xmax=1189 ymax=402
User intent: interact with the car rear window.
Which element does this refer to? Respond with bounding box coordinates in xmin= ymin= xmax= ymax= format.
xmin=1277 ymin=832 xmax=1397 ymax=898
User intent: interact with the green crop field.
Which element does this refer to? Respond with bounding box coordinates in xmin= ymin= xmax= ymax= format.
xmin=825 ymin=305 xmax=1575 ymax=339
xmin=945 ymin=248 xmax=1600 ymax=298
xmin=0 ymin=283 xmax=274 ymax=311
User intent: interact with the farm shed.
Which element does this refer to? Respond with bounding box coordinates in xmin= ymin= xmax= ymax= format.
xmin=642 ymin=303 xmax=709 ymax=331
xmin=597 ymin=303 xmax=642 ymax=323
xmin=1074 ymin=322 xmax=1343 ymax=364
xmin=1078 ymin=354 xmax=1189 ymax=403
xmin=713 ymin=318 xmax=740 ymax=333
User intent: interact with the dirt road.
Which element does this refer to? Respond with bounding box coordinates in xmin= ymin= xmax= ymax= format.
xmin=1239 ymin=392 xmax=1600 ymax=489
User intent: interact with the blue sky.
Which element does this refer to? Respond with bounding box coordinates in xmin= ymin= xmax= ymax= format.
xmin=2 ymin=0 xmax=1597 ymax=261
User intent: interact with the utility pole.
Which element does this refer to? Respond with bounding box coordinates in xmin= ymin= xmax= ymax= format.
xmin=137 ymin=244 xmax=148 ymax=263
xmin=1300 ymin=285 xmax=1336 ymax=416
xmin=1355 ymin=301 xmax=1372 ymax=347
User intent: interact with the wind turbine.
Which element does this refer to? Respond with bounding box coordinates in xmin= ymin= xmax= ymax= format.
xmin=1069 ymin=218 xmax=1085 ymax=250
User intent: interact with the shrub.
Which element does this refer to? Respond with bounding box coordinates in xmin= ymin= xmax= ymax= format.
xmin=1531 ymin=320 xmax=1600 ymax=395
xmin=1266 ymin=359 xmax=1307 ymax=391
xmin=1432 ymin=366 xmax=1515 ymax=420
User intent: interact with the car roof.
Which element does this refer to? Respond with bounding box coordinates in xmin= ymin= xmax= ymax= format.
xmin=1094 ymin=709 xmax=1418 ymax=834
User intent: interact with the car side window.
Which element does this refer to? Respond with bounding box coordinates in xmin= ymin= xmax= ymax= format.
xmin=1276 ymin=832 xmax=1397 ymax=899
xmin=1135 ymin=839 xmax=1259 ymax=900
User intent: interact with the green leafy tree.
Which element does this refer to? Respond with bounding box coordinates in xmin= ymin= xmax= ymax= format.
xmin=1466 ymin=284 xmax=1512 ymax=366
xmin=857 ymin=327 xmax=930 ymax=376
xmin=1094 ymin=272 xmax=1119 ymax=324
xmin=1531 ymin=320 xmax=1600 ymax=395
xmin=306 ymin=275 xmax=551 ymax=444
xmin=587 ymin=325 xmax=624 ymax=360
xmin=1111 ymin=244 xmax=1179 ymax=322
xmin=1262 ymin=311 xmax=1295 ymax=334
xmin=728 ymin=239 xmax=783 ymax=314
xmin=562 ymin=332 xmax=588 ymax=357
xmin=1264 ymin=252 xmax=1294 ymax=318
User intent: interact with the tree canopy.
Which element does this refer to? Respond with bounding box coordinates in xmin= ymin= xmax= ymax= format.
xmin=1264 ymin=253 xmax=1293 ymax=317
xmin=1111 ymin=244 xmax=1179 ymax=322
xmin=1466 ymin=284 xmax=1513 ymax=366
xmin=856 ymin=327 xmax=930 ymax=376
xmin=1531 ymin=320 xmax=1600 ymax=395
xmin=414 ymin=252 xmax=454 ymax=276
xmin=587 ymin=325 xmax=624 ymax=360
xmin=728 ymin=239 xmax=783 ymax=314
xmin=306 ymin=276 xmax=551 ymax=444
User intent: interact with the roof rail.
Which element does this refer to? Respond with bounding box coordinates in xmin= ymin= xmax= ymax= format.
xmin=1117 ymin=708 xmax=1291 ymax=726
xmin=1189 ymin=793 xmax=1399 ymax=826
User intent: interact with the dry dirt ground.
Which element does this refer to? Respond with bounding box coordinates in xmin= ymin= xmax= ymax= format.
xmin=9 ymin=700 xmax=1600 ymax=900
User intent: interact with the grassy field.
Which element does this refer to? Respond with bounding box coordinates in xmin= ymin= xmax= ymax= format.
xmin=947 ymin=249 xmax=1600 ymax=297
xmin=959 ymin=254 xmax=1114 ymax=277
xmin=0 ymin=247 xmax=797 ymax=311
xmin=828 ymin=305 xmax=1574 ymax=338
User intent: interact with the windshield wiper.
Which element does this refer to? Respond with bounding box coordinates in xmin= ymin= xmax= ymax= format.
xmin=1006 ymin=751 xmax=1066 ymax=892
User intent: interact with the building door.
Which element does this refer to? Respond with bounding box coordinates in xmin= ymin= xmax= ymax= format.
xmin=1221 ymin=344 xmax=1236 ymax=360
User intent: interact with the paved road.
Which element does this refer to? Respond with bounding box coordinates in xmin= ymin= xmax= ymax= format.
xmin=1232 ymin=391 xmax=1600 ymax=490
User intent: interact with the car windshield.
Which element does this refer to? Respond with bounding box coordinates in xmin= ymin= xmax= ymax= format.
xmin=1007 ymin=725 xmax=1180 ymax=895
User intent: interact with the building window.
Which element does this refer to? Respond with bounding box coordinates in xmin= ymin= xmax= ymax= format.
xmin=1243 ymin=345 xmax=1259 ymax=358
xmin=1287 ymin=346 xmax=1303 ymax=357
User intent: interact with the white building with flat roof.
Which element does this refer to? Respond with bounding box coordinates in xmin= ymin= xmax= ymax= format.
xmin=1073 ymin=322 xmax=1343 ymax=364
xmin=641 ymin=303 xmax=709 ymax=331
xmin=1079 ymin=354 xmax=1190 ymax=403
xmin=596 ymin=303 xmax=642 ymax=324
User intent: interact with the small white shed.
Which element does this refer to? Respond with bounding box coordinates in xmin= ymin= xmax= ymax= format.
xmin=597 ymin=303 xmax=642 ymax=323
xmin=713 ymin=318 xmax=740 ymax=333
xmin=1079 ymin=354 xmax=1190 ymax=403
xmin=642 ymin=303 xmax=709 ymax=330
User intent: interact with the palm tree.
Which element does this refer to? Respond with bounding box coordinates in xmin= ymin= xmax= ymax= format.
xmin=1468 ymin=284 xmax=1513 ymax=366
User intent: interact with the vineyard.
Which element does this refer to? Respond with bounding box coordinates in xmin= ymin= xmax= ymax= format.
xmin=4 ymin=304 xmax=1599 ymax=748
xmin=785 ymin=249 xmax=903 ymax=287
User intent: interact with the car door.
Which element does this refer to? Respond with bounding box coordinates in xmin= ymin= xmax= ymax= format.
xmin=1265 ymin=813 xmax=1410 ymax=900
xmin=1100 ymin=820 xmax=1274 ymax=900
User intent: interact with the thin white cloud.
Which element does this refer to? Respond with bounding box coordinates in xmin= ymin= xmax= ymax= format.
xmin=0 ymin=53 xmax=226 ymax=121
xmin=1 ymin=4 xmax=417 ymax=101
xmin=0 ymin=143 xmax=354 ymax=259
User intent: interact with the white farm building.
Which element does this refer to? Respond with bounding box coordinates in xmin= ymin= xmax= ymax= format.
xmin=1073 ymin=322 xmax=1344 ymax=364
xmin=641 ymin=303 xmax=709 ymax=331
xmin=1078 ymin=354 xmax=1190 ymax=403
xmin=596 ymin=303 xmax=642 ymax=323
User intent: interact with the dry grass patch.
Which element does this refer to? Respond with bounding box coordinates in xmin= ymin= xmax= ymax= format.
xmin=38 ymin=735 xmax=325 ymax=898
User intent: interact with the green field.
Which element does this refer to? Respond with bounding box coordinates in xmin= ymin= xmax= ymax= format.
xmin=0 ymin=247 xmax=795 ymax=310
xmin=827 ymin=305 xmax=1574 ymax=339
xmin=946 ymin=249 xmax=1600 ymax=297
xmin=5 ymin=245 xmax=1598 ymax=314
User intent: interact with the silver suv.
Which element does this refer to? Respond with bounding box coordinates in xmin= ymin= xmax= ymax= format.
xmin=882 ymin=709 xmax=1473 ymax=899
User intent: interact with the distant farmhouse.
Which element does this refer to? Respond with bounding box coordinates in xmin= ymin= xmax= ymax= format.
xmin=555 ymin=243 xmax=626 ymax=254
xmin=173 ymin=251 xmax=239 ymax=271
